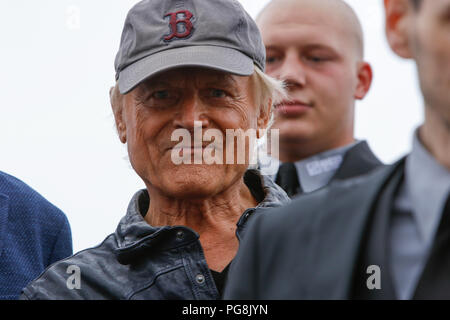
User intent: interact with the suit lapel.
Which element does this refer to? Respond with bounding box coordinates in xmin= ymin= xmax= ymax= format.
xmin=305 ymin=160 xmax=404 ymax=299
xmin=0 ymin=193 xmax=9 ymax=258
xmin=352 ymin=160 xmax=405 ymax=299
xmin=333 ymin=141 xmax=383 ymax=181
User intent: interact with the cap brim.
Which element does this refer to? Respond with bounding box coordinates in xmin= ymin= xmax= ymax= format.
xmin=117 ymin=45 xmax=255 ymax=94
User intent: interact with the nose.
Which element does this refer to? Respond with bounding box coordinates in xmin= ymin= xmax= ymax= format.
xmin=173 ymin=94 xmax=209 ymax=131
xmin=275 ymin=51 xmax=306 ymax=90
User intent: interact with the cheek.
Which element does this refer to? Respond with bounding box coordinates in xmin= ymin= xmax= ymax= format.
xmin=416 ymin=48 xmax=450 ymax=116
xmin=211 ymin=103 xmax=257 ymax=131
xmin=311 ymin=64 xmax=356 ymax=109
xmin=414 ymin=26 xmax=450 ymax=105
xmin=125 ymin=109 xmax=168 ymax=169
xmin=206 ymin=104 xmax=258 ymax=165
xmin=125 ymin=111 xmax=151 ymax=149
xmin=423 ymin=40 xmax=450 ymax=82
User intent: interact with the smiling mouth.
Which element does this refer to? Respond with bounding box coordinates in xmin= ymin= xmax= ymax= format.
xmin=172 ymin=146 xmax=207 ymax=152
xmin=168 ymin=144 xmax=222 ymax=153
xmin=275 ymin=100 xmax=313 ymax=117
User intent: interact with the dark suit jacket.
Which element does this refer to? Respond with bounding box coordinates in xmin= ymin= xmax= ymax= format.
xmin=331 ymin=141 xmax=383 ymax=182
xmin=223 ymin=159 xmax=404 ymax=300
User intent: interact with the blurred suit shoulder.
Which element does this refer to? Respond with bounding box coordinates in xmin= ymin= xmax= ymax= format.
xmin=224 ymin=160 xmax=404 ymax=300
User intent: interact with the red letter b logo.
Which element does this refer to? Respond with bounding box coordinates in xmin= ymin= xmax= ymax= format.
xmin=164 ymin=10 xmax=194 ymax=41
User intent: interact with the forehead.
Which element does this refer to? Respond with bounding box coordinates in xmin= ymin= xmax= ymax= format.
xmin=258 ymin=2 xmax=359 ymax=53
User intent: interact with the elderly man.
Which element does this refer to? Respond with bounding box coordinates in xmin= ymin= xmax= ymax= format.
xmin=224 ymin=0 xmax=450 ymax=300
xmin=257 ymin=0 xmax=383 ymax=197
xmin=0 ymin=171 xmax=72 ymax=299
xmin=21 ymin=0 xmax=289 ymax=300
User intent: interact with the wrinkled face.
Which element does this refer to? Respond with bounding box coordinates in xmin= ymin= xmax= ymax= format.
xmin=410 ymin=0 xmax=450 ymax=126
xmin=117 ymin=68 xmax=263 ymax=199
xmin=258 ymin=1 xmax=363 ymax=150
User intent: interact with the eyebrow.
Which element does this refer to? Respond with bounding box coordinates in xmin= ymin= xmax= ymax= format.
xmin=204 ymin=74 xmax=239 ymax=88
xmin=268 ymin=41 xmax=335 ymax=49
xmin=138 ymin=77 xmax=170 ymax=89
xmin=266 ymin=44 xmax=340 ymax=56
xmin=303 ymin=44 xmax=340 ymax=55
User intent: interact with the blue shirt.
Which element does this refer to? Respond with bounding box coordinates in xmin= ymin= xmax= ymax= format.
xmin=390 ymin=132 xmax=450 ymax=299
xmin=0 ymin=171 xmax=72 ymax=299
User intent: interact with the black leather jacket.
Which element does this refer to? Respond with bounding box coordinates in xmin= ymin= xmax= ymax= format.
xmin=21 ymin=170 xmax=289 ymax=300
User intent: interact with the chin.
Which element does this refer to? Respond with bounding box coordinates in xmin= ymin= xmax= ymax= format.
xmin=163 ymin=181 xmax=219 ymax=200
xmin=276 ymin=122 xmax=317 ymax=143
xmin=160 ymin=165 xmax=224 ymax=198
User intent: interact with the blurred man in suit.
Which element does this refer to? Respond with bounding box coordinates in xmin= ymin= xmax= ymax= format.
xmin=224 ymin=0 xmax=450 ymax=299
xmin=257 ymin=0 xmax=382 ymax=197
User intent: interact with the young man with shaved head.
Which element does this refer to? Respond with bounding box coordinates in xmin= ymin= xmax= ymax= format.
xmin=257 ymin=0 xmax=382 ymax=197
xmin=224 ymin=0 xmax=450 ymax=300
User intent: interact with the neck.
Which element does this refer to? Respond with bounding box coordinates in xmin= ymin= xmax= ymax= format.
xmin=144 ymin=179 xmax=258 ymax=272
xmin=145 ymin=180 xmax=256 ymax=228
xmin=419 ymin=106 xmax=450 ymax=170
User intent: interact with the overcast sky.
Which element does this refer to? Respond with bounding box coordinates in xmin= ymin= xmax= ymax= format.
xmin=0 ymin=0 xmax=424 ymax=252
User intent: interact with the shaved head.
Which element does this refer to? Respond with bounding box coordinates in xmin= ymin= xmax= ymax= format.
xmin=257 ymin=0 xmax=364 ymax=58
xmin=255 ymin=0 xmax=372 ymax=161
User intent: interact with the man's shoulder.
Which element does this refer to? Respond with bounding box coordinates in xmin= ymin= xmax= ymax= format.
xmin=21 ymin=234 xmax=120 ymax=300
xmin=333 ymin=141 xmax=384 ymax=180
xmin=0 ymin=171 xmax=36 ymax=197
xmin=0 ymin=171 xmax=61 ymax=209
xmin=0 ymin=171 xmax=67 ymax=222
xmin=226 ymin=161 xmax=405 ymax=299
xmin=254 ymin=162 xmax=400 ymax=234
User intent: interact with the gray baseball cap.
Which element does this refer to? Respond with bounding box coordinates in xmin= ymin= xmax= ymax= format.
xmin=114 ymin=0 xmax=266 ymax=94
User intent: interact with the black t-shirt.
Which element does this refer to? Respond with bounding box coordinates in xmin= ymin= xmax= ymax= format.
xmin=210 ymin=264 xmax=231 ymax=297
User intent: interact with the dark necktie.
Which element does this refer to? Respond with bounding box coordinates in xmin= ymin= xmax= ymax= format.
xmin=275 ymin=162 xmax=302 ymax=197
xmin=413 ymin=193 xmax=450 ymax=299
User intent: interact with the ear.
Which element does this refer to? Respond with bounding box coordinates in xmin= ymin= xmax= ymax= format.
xmin=354 ymin=62 xmax=373 ymax=100
xmin=256 ymin=98 xmax=273 ymax=139
xmin=384 ymin=0 xmax=414 ymax=59
xmin=110 ymin=85 xmax=127 ymax=144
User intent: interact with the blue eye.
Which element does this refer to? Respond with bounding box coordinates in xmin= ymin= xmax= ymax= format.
xmin=307 ymin=55 xmax=330 ymax=63
xmin=153 ymin=90 xmax=170 ymax=99
xmin=210 ymin=89 xmax=226 ymax=98
xmin=266 ymin=56 xmax=280 ymax=64
xmin=309 ymin=56 xmax=322 ymax=62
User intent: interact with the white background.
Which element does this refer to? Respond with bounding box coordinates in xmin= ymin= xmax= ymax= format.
xmin=0 ymin=0 xmax=423 ymax=252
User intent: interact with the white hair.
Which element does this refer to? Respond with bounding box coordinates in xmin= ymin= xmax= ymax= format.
xmin=250 ymin=65 xmax=287 ymax=130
